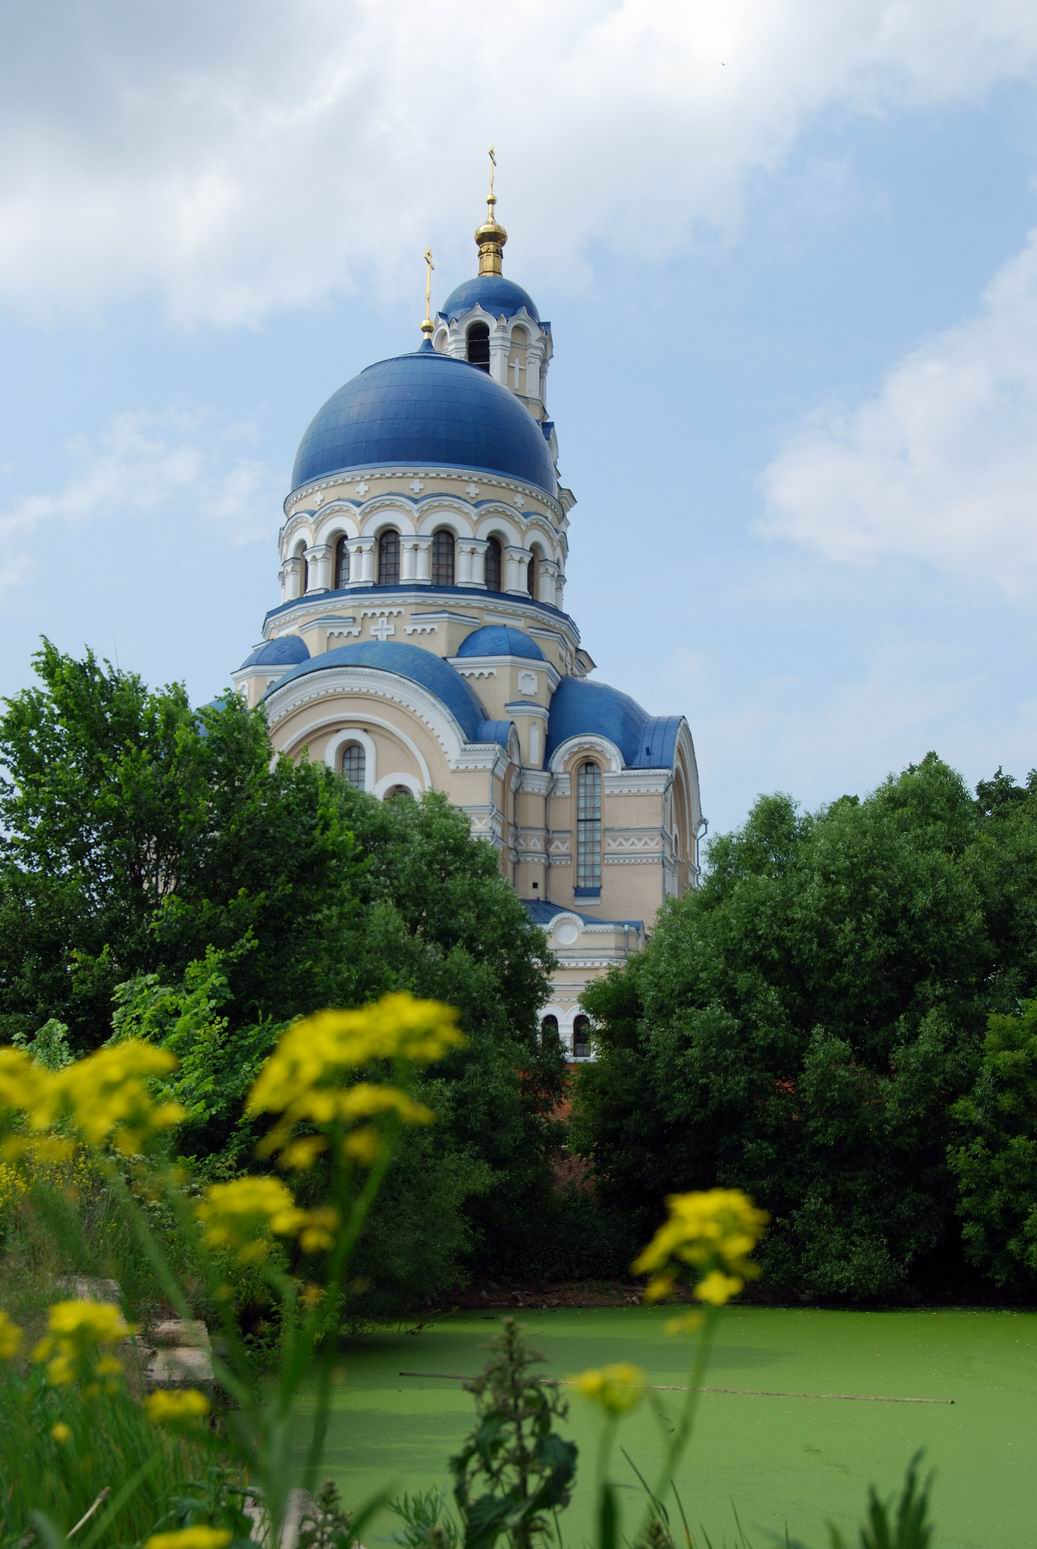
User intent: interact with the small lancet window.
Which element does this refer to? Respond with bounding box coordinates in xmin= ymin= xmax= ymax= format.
xmin=576 ymin=760 xmax=602 ymax=890
xmin=431 ymin=528 xmax=455 ymax=586
xmin=485 ymin=536 xmax=503 ymax=592
xmin=334 ymin=535 xmax=350 ymax=588
xmin=378 ymin=529 xmax=400 ymax=585
xmin=526 ymin=546 xmax=540 ymax=600
xmin=339 ymin=741 xmax=365 ymax=791
xmin=467 ymin=322 xmax=490 ymax=372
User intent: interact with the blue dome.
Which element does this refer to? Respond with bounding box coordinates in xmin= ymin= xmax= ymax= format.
xmin=440 ymin=275 xmax=540 ymax=323
xmin=291 ymin=344 xmax=556 ymax=496
xmin=457 ymin=625 xmax=544 ymax=661
xmin=239 ymin=636 xmax=310 ymax=670
xmin=262 ymin=641 xmax=511 ymax=746
xmin=546 ymin=678 xmax=682 ymax=770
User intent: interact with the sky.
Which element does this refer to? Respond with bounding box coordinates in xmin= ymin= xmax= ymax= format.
xmin=2 ymin=0 xmax=1036 ymax=840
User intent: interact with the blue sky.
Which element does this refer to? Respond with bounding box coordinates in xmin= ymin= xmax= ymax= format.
xmin=2 ymin=2 xmax=1036 ymax=839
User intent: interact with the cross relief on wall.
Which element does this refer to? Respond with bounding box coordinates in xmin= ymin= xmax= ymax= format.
xmin=369 ymin=617 xmax=396 ymax=643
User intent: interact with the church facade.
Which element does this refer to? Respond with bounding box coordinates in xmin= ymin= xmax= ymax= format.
xmin=231 ymin=184 xmax=703 ymax=1058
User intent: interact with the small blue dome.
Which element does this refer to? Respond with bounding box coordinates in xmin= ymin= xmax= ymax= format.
xmin=263 ymin=641 xmax=510 ymax=746
xmin=546 ymin=678 xmax=682 ymax=770
xmin=440 ymin=275 xmax=540 ymax=323
xmin=239 ymin=636 xmax=310 ymax=670
xmin=292 ymin=344 xmax=556 ymax=496
xmin=457 ymin=625 xmax=544 ymax=661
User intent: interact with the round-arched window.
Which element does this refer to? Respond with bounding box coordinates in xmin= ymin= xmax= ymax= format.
xmin=339 ymin=741 xmax=365 ymax=791
xmin=572 ymin=1015 xmax=592 ymax=1059
xmin=385 ymin=784 xmax=414 ymax=801
xmin=527 ymin=545 xmax=541 ymax=600
xmin=431 ymin=528 xmax=455 ymax=586
xmin=485 ymin=535 xmax=503 ymax=592
xmin=467 ymin=322 xmax=490 ymax=371
xmin=576 ymin=761 xmax=602 ymax=891
xmin=334 ymin=535 xmax=350 ymax=588
xmin=378 ymin=529 xmax=400 ymax=585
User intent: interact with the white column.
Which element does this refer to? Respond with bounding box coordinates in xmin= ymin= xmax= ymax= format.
xmin=278 ymin=564 xmax=291 ymax=603
xmin=490 ymin=323 xmax=509 ymax=386
xmin=414 ymin=534 xmax=432 ymax=582
xmin=468 ymin=537 xmax=489 ymax=589
xmin=402 ymin=537 xmax=423 ymax=583
xmin=527 ymin=344 xmax=544 ymax=404
xmin=541 ymin=558 xmax=561 ymax=607
xmin=308 ymin=544 xmax=331 ymax=591
xmin=504 ymin=545 xmax=529 ymax=595
xmin=350 ymin=538 xmax=374 ymax=586
xmin=284 ymin=556 xmax=305 ymax=600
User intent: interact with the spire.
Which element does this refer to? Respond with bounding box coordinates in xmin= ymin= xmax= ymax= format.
xmin=475 ymin=146 xmax=507 ymax=276
xmin=420 ymin=247 xmax=435 ymax=339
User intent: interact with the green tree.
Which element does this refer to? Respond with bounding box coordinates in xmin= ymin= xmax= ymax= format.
xmin=572 ymin=755 xmax=1037 ymax=1301
xmin=949 ymin=998 xmax=1037 ymax=1287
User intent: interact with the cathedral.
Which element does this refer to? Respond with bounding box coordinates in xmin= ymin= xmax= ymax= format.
xmin=230 ymin=174 xmax=703 ymax=1058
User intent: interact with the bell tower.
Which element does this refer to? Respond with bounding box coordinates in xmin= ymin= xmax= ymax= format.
xmin=432 ymin=152 xmax=555 ymax=442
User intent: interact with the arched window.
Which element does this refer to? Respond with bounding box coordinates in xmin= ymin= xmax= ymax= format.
xmin=339 ymin=741 xmax=365 ymax=791
xmin=378 ymin=529 xmax=400 ymax=585
xmin=334 ymin=536 xmax=350 ymax=588
xmin=540 ymin=1014 xmax=560 ymax=1048
xmin=385 ymin=784 xmax=414 ymax=801
xmin=572 ymin=1015 xmax=592 ymax=1060
xmin=526 ymin=546 xmax=541 ymax=600
xmin=467 ymin=322 xmax=490 ymax=372
xmin=576 ymin=761 xmax=602 ymax=891
xmin=484 ymin=535 xmax=503 ymax=592
xmin=431 ymin=528 xmax=455 ymax=586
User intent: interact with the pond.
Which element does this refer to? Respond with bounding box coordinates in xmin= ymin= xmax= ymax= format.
xmin=294 ymin=1305 xmax=1035 ymax=1548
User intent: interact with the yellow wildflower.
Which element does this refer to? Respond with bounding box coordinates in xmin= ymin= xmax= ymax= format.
xmin=21 ymin=1041 xmax=184 ymax=1153
xmin=664 ymin=1310 xmax=703 ymax=1336
xmin=0 ymin=1309 xmax=23 ymax=1360
xmin=343 ymin=1126 xmax=382 ymax=1165
xmin=694 ymin=1271 xmax=744 ymax=1306
xmin=247 ymin=994 xmax=462 ymax=1162
xmin=0 ymin=1047 xmax=50 ymax=1112
xmin=633 ymin=1189 xmax=767 ymax=1308
xmin=195 ymin=1175 xmax=337 ymax=1261
xmin=145 ymin=1388 xmax=210 ymax=1426
xmin=32 ymin=1299 xmax=134 ymax=1388
xmin=279 ymin=1136 xmax=327 ymax=1170
xmin=570 ymin=1363 xmax=646 ymax=1415
xmin=51 ymin=1421 xmax=72 ymax=1443
xmin=145 ymin=1530 xmax=232 ymax=1549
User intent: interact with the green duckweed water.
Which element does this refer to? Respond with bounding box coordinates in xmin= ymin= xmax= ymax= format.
xmin=295 ymin=1306 xmax=1036 ymax=1549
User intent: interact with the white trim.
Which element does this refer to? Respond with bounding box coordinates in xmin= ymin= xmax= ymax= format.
xmin=276 ymin=705 xmax=433 ymax=786
xmin=548 ymin=734 xmax=623 ymax=775
xmin=373 ymin=771 xmax=423 ymax=799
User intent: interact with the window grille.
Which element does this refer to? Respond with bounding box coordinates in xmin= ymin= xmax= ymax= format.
xmin=339 ymin=742 xmax=365 ymax=791
xmin=378 ymin=529 xmax=400 ymax=585
xmin=485 ymin=536 xmax=503 ymax=592
xmin=573 ymin=1015 xmax=592 ymax=1059
xmin=431 ymin=529 xmax=455 ymax=586
xmin=576 ymin=761 xmax=602 ymax=889
xmin=334 ymin=537 xmax=350 ymax=588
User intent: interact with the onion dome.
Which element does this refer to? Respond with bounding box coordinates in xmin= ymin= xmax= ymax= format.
xmin=239 ymin=636 xmax=310 ymax=669
xmin=440 ymin=275 xmax=540 ymax=323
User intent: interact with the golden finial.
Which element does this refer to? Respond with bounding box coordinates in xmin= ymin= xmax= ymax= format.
xmin=475 ymin=145 xmax=507 ymax=276
xmin=421 ymin=247 xmax=435 ymax=338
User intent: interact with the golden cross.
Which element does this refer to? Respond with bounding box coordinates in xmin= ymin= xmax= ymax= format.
xmin=421 ymin=247 xmax=435 ymax=336
xmin=488 ymin=146 xmax=496 ymax=203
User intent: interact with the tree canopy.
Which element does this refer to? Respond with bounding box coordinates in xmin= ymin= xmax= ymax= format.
xmin=572 ymin=754 xmax=1037 ymax=1302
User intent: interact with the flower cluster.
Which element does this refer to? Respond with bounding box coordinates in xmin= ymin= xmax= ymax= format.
xmin=633 ymin=1189 xmax=768 ymax=1309
xmin=570 ymin=1363 xmax=646 ymax=1415
xmin=0 ymin=1309 xmax=22 ymax=1361
xmin=145 ymin=1530 xmax=231 ymax=1549
xmin=195 ymin=1175 xmax=339 ymax=1262
xmin=145 ymin=1387 xmax=210 ymax=1427
xmin=247 ymin=993 xmax=463 ymax=1166
xmin=32 ymin=1299 xmax=135 ymax=1390
xmin=0 ymin=1041 xmax=184 ymax=1158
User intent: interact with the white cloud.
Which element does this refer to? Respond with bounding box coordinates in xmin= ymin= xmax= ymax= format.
xmin=760 ymin=229 xmax=1037 ymax=596
xmin=0 ymin=410 xmax=276 ymax=592
xmin=3 ymin=1 xmax=1037 ymax=324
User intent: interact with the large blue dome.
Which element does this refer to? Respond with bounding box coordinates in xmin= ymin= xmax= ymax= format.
xmin=291 ymin=343 xmax=556 ymax=495
xmin=440 ymin=275 xmax=540 ymax=323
